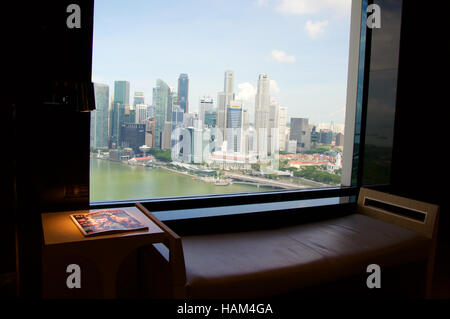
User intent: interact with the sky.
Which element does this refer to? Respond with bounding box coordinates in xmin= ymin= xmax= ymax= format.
xmin=92 ymin=0 xmax=352 ymax=125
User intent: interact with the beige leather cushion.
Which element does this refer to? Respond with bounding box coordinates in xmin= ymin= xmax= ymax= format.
xmin=182 ymin=214 xmax=430 ymax=298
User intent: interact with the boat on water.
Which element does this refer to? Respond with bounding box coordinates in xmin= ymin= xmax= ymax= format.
xmin=214 ymin=180 xmax=231 ymax=186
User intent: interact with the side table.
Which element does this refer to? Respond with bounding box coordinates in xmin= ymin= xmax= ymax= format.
xmin=41 ymin=206 xmax=165 ymax=298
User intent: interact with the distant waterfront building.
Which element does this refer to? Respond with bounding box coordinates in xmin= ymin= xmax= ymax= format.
xmin=290 ymin=118 xmax=311 ymax=152
xmin=226 ymin=101 xmax=243 ymax=153
xmin=91 ymin=83 xmax=109 ymax=149
xmin=135 ymin=104 xmax=148 ymax=124
xmin=199 ymin=96 xmax=214 ymax=128
xmin=123 ymin=105 xmax=136 ymax=124
xmin=161 ymin=121 xmax=172 ymax=150
xmin=110 ymin=80 xmax=130 ymax=148
xmin=278 ymin=106 xmax=287 ymax=152
xmin=153 ymin=79 xmax=171 ymax=149
xmin=133 ymin=91 xmax=145 ymax=107
xmin=120 ymin=123 xmax=145 ymax=154
xmin=268 ymin=101 xmax=279 ymax=155
xmin=178 ymin=74 xmax=189 ymax=113
xmin=217 ymin=71 xmax=235 ymax=146
xmin=204 ymin=108 xmax=217 ymax=127
xmin=254 ymin=74 xmax=271 ymax=158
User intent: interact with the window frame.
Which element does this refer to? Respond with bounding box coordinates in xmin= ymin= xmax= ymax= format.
xmin=89 ymin=0 xmax=367 ymax=218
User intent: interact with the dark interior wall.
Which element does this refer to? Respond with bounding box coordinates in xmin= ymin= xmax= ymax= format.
xmin=390 ymin=1 xmax=448 ymax=240
xmin=5 ymin=1 xmax=95 ymax=297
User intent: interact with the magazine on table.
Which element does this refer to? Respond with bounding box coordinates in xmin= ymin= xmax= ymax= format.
xmin=70 ymin=209 xmax=148 ymax=237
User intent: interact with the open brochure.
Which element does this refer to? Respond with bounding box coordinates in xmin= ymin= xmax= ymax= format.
xmin=70 ymin=209 xmax=148 ymax=237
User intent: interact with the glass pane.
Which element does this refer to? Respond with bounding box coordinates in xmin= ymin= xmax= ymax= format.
xmin=362 ymin=0 xmax=403 ymax=185
xmin=90 ymin=0 xmax=352 ymax=202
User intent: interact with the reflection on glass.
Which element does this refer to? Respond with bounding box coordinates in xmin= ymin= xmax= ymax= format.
xmin=362 ymin=0 xmax=403 ymax=185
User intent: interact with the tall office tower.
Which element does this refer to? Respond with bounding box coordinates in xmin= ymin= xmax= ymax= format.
xmin=320 ymin=129 xmax=333 ymax=145
xmin=161 ymin=122 xmax=173 ymax=150
xmin=90 ymin=83 xmax=109 ymax=149
xmin=204 ymin=108 xmax=217 ymax=127
xmin=133 ymin=91 xmax=145 ymax=107
xmin=226 ymin=100 xmax=243 ymax=153
xmin=278 ymin=106 xmax=287 ymax=151
xmin=109 ymin=80 xmax=130 ymax=148
xmin=217 ymin=71 xmax=235 ymax=148
xmin=178 ymin=74 xmax=189 ymax=113
xmin=199 ymin=96 xmax=214 ymax=129
xmin=135 ymin=104 xmax=148 ymax=124
xmin=119 ymin=123 xmax=146 ymax=154
xmin=254 ymin=74 xmax=271 ymax=158
xmin=147 ymin=105 xmax=155 ymax=118
xmin=290 ymin=118 xmax=311 ymax=152
xmin=153 ymin=79 xmax=171 ymax=149
xmin=311 ymin=126 xmax=320 ymax=146
xmin=335 ymin=133 xmax=344 ymax=147
xmin=171 ymin=105 xmax=184 ymax=148
xmin=123 ymin=105 xmax=136 ymax=124
xmin=268 ymin=101 xmax=280 ymax=155
xmin=242 ymin=109 xmax=250 ymax=155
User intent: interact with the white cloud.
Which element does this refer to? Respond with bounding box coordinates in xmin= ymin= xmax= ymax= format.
xmin=255 ymin=0 xmax=270 ymax=7
xmin=305 ymin=20 xmax=328 ymax=39
xmin=237 ymin=82 xmax=257 ymax=101
xmin=271 ymin=50 xmax=296 ymax=64
xmin=270 ymin=80 xmax=280 ymax=95
xmin=276 ymin=0 xmax=351 ymax=16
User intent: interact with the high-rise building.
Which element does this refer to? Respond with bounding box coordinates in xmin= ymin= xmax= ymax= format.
xmin=320 ymin=129 xmax=333 ymax=145
xmin=268 ymin=101 xmax=280 ymax=155
xmin=335 ymin=132 xmax=344 ymax=146
xmin=153 ymin=79 xmax=171 ymax=149
xmin=135 ymin=104 xmax=148 ymax=124
xmin=204 ymin=108 xmax=217 ymax=127
xmin=110 ymin=80 xmax=130 ymax=148
xmin=199 ymin=96 xmax=214 ymax=128
xmin=226 ymin=100 xmax=243 ymax=153
xmin=91 ymin=83 xmax=109 ymax=149
xmin=120 ymin=123 xmax=145 ymax=154
xmin=133 ymin=91 xmax=145 ymax=107
xmin=178 ymin=74 xmax=189 ymax=113
xmin=278 ymin=106 xmax=287 ymax=151
xmin=311 ymin=126 xmax=320 ymax=146
xmin=254 ymin=74 xmax=271 ymax=157
xmin=217 ymin=71 xmax=235 ymax=146
xmin=290 ymin=118 xmax=311 ymax=152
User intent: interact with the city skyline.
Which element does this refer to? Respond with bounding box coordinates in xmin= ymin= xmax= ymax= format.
xmin=92 ymin=0 xmax=351 ymax=125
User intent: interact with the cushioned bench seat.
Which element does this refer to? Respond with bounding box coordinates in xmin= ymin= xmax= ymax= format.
xmin=137 ymin=188 xmax=439 ymax=299
xmin=182 ymin=214 xmax=431 ymax=298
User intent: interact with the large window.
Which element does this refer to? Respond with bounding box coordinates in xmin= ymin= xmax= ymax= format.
xmin=90 ymin=0 xmax=354 ymax=203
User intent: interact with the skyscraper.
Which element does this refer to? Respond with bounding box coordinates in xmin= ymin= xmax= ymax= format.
xmin=226 ymin=100 xmax=243 ymax=153
xmin=290 ymin=118 xmax=311 ymax=152
xmin=278 ymin=106 xmax=287 ymax=152
xmin=268 ymin=101 xmax=279 ymax=155
xmin=178 ymin=74 xmax=189 ymax=113
xmin=254 ymin=74 xmax=270 ymax=157
xmin=199 ymin=96 xmax=214 ymax=129
xmin=217 ymin=71 xmax=235 ymax=147
xmin=91 ymin=83 xmax=109 ymax=149
xmin=133 ymin=91 xmax=145 ymax=107
xmin=110 ymin=80 xmax=130 ymax=148
xmin=135 ymin=104 xmax=148 ymax=124
xmin=153 ymin=79 xmax=171 ymax=149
